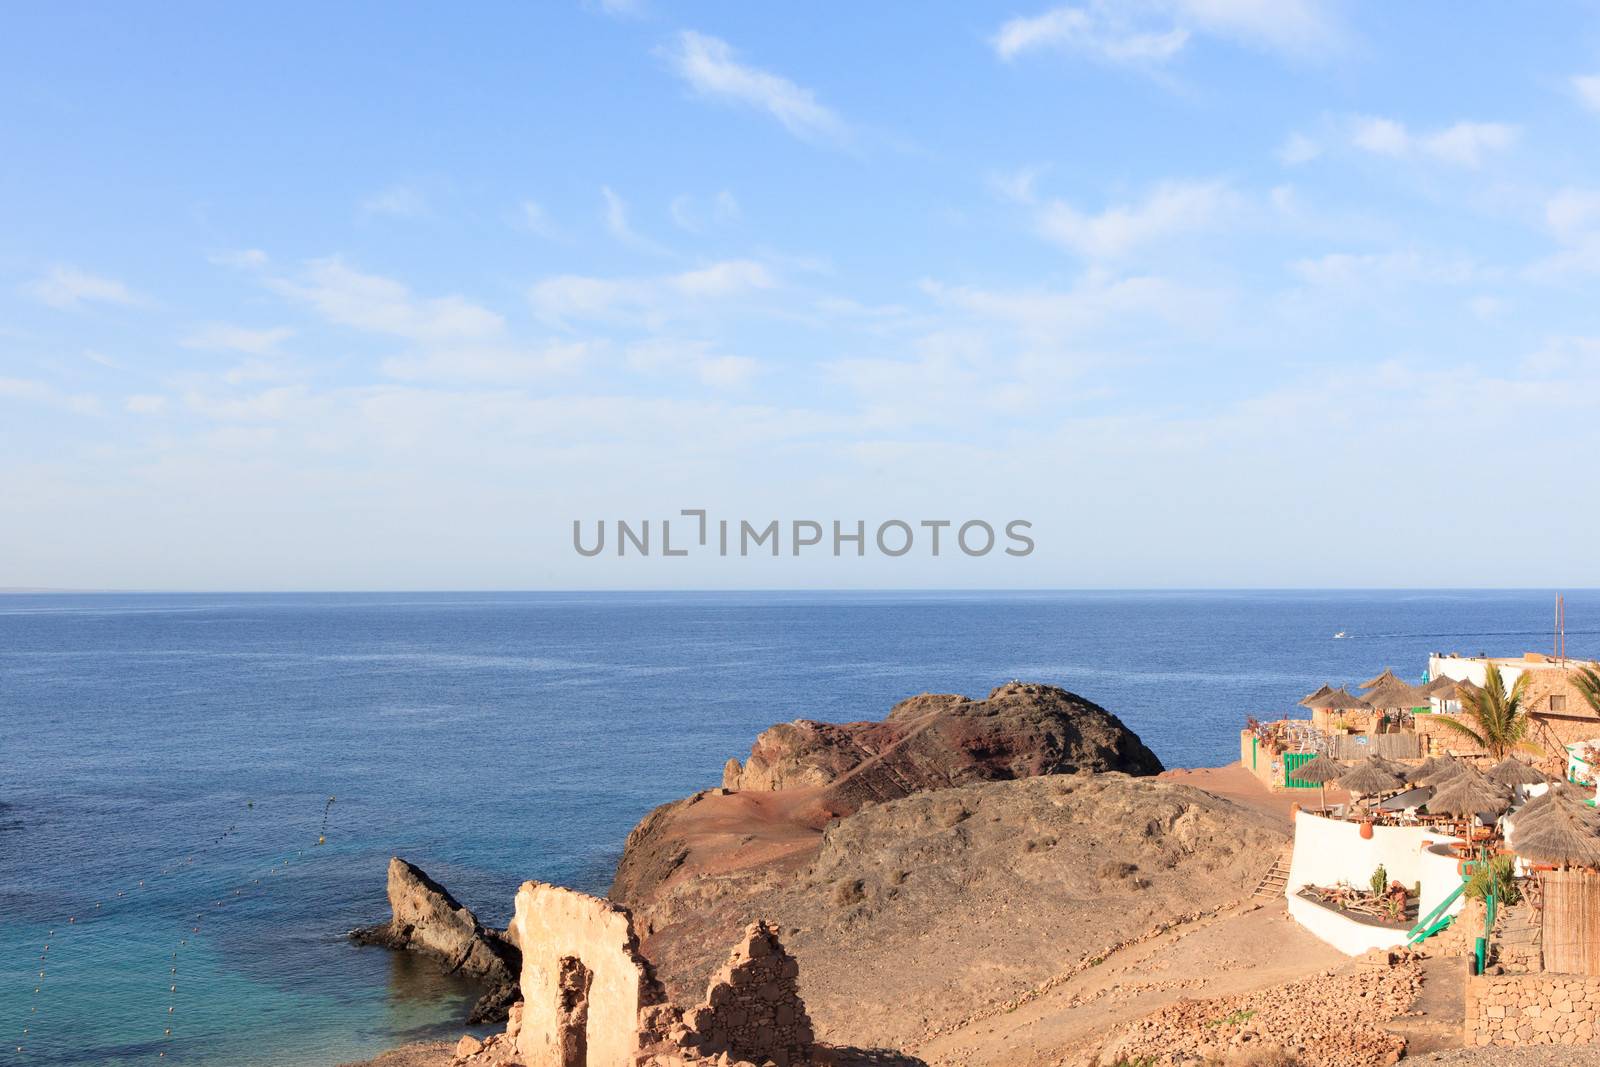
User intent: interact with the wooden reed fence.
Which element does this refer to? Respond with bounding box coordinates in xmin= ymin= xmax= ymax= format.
xmin=1541 ymin=869 xmax=1600 ymax=976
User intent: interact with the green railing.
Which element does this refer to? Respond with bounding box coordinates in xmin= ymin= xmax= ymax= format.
xmin=1408 ymin=852 xmax=1480 ymax=946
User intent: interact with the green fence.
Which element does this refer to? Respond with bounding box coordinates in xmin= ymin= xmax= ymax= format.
xmin=1283 ymin=751 xmax=1319 ymax=788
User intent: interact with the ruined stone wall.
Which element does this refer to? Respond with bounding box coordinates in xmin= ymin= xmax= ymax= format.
xmin=676 ymin=921 xmax=815 ymax=1067
xmin=1464 ymin=972 xmax=1600 ymax=1047
xmin=507 ymin=881 xmax=662 ymax=1067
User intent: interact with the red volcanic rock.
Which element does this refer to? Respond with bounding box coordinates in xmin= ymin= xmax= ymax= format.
xmin=723 ymin=682 xmax=1163 ymax=814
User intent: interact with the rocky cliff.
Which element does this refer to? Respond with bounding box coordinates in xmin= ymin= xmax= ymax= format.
xmin=351 ymin=857 xmax=521 ymax=1023
xmin=615 ymin=682 xmax=1163 ymax=910
xmin=723 ymin=682 xmax=1164 ymax=797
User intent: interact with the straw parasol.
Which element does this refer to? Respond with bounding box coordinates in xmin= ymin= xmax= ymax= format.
xmin=1488 ymin=757 xmax=1548 ymax=787
xmin=1424 ymin=675 xmax=1459 ymax=697
xmin=1338 ymin=756 xmax=1406 ymax=797
xmin=1416 ymin=755 xmax=1470 ymax=786
xmin=1507 ymin=794 xmax=1600 ymax=868
xmin=1362 ymin=676 xmax=1431 ymax=711
xmin=1289 ymin=753 xmax=1344 ymax=811
xmin=1304 ymin=687 xmax=1371 ymax=711
xmin=1426 ymin=765 xmax=1512 ymax=822
xmin=1360 ymin=668 xmax=1402 ymax=691
xmin=1405 ymin=756 xmax=1448 ymax=784
xmin=1299 ymin=683 xmax=1334 ymax=708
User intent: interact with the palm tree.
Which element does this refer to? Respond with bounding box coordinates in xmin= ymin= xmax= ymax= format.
xmin=1433 ymin=666 xmax=1537 ymax=760
xmin=1576 ymin=665 xmax=1600 ymax=718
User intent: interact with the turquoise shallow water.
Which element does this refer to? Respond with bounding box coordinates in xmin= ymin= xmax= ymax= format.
xmin=2 ymin=589 xmax=1596 ymax=1065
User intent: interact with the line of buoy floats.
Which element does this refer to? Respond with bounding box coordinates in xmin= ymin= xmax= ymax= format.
xmin=14 ymin=796 xmax=335 ymax=1060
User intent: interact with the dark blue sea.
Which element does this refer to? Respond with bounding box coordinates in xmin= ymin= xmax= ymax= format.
xmin=2 ymin=590 xmax=1596 ymax=1065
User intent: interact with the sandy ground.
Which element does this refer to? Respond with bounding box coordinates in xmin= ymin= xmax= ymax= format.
xmin=909 ymin=898 xmax=1350 ymax=1066
xmin=1159 ymin=763 xmax=1349 ymax=826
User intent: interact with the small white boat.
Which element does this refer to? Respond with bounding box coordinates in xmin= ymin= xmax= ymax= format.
xmin=1333 ymin=631 xmax=1348 ymax=639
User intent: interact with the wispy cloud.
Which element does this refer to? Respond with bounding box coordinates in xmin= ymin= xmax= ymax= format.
xmin=22 ymin=266 xmax=141 ymax=311
xmin=0 ymin=376 xmax=102 ymax=415
xmin=528 ymin=259 xmax=774 ymax=327
xmin=661 ymin=30 xmax=847 ymax=144
xmin=381 ymin=342 xmax=592 ymax=383
xmin=1277 ymin=132 xmax=1322 ymax=165
xmin=626 ymin=339 xmax=757 ymax=389
xmin=359 ymin=184 xmax=429 ymax=219
xmin=518 ymin=199 xmax=557 ymax=238
xmin=1574 ymin=74 xmax=1600 ymax=113
xmin=670 ymin=190 xmax=741 ymax=232
xmin=181 ymin=323 xmax=296 ymax=355
xmin=273 ymin=258 xmax=504 ymax=342
xmin=1034 ymin=180 xmax=1236 ymax=259
xmin=1350 ymin=116 xmax=1518 ymax=168
xmin=601 ymin=186 xmax=671 ymax=255
xmin=992 ymin=0 xmax=1338 ymax=65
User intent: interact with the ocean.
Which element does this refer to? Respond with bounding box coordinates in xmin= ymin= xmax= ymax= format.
xmin=1 ymin=589 xmax=1595 ymax=1066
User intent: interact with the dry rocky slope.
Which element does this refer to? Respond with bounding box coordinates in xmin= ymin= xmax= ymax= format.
xmin=610 ymin=683 xmax=1290 ymax=1053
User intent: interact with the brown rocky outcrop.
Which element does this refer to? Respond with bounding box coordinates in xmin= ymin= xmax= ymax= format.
xmin=723 ymin=682 xmax=1164 ymax=801
xmin=615 ymin=683 xmax=1163 ymax=912
xmin=351 ymin=857 xmax=521 ymax=1023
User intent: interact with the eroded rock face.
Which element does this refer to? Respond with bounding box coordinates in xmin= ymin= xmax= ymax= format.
xmin=723 ymin=682 xmax=1163 ymax=801
xmin=350 ymin=857 xmax=521 ymax=1023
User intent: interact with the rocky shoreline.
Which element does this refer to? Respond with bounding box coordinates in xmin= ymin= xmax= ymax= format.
xmin=337 ymin=682 xmax=1479 ymax=1066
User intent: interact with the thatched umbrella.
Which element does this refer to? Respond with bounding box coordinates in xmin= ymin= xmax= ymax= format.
xmin=1363 ymin=676 xmax=1431 ymax=711
xmin=1427 ymin=766 xmax=1512 ymax=823
xmin=1424 ymin=675 xmax=1459 ymax=697
xmin=1361 ymin=668 xmax=1401 ymax=691
xmin=1489 ymin=757 xmax=1548 ymax=788
xmin=1299 ymin=683 xmax=1334 ymax=708
xmin=1507 ymin=794 xmax=1600 ymax=868
xmin=1304 ymin=687 xmax=1371 ymax=712
xmin=1405 ymin=756 xmax=1448 ymax=784
xmin=1338 ymin=756 xmax=1406 ymax=798
xmin=1416 ymin=755 xmax=1470 ymax=786
xmin=1289 ymin=753 xmax=1344 ymax=812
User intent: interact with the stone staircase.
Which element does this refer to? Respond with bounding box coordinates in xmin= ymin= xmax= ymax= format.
xmin=1251 ymin=849 xmax=1292 ymax=900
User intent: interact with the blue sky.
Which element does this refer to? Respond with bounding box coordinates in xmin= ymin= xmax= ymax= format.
xmin=4 ymin=2 xmax=1600 ymax=590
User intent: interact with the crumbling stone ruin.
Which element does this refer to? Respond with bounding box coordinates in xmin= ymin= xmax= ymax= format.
xmin=673 ymin=921 xmax=815 ymax=1066
xmin=453 ymin=882 xmax=818 ymax=1067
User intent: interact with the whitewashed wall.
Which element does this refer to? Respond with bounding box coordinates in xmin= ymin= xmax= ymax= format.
xmin=1285 ymin=810 xmax=1466 ymax=956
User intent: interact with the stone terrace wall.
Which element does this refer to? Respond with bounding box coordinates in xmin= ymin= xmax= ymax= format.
xmin=1465 ymin=972 xmax=1600 ymax=1048
xmin=676 ymin=921 xmax=815 ymax=1067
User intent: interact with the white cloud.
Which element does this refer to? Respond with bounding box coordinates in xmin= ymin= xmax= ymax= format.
xmin=22 ymin=266 xmax=140 ymax=311
xmin=600 ymin=186 xmax=670 ymax=254
xmin=1545 ymin=188 xmax=1600 ymax=243
xmin=1290 ymin=250 xmax=1484 ymax=289
xmin=381 ymin=342 xmax=593 ymax=383
xmin=125 ymin=394 xmax=169 ymax=415
xmin=1034 ymin=180 xmax=1235 ymax=258
xmin=529 ymin=260 xmax=774 ymax=325
xmin=1277 ymin=132 xmax=1322 ymax=165
xmin=993 ymin=6 xmax=1188 ymax=64
xmin=1574 ymin=74 xmax=1600 ymax=113
xmin=359 ymin=184 xmax=428 ymax=218
xmin=626 ymin=340 xmax=758 ymax=389
xmin=670 ymin=190 xmax=741 ymax=232
xmin=518 ymin=200 xmax=556 ymax=237
xmin=992 ymin=0 xmax=1336 ymax=64
xmin=662 ymin=31 xmax=846 ymax=144
xmin=181 ymin=323 xmax=296 ymax=355
xmin=989 ymin=166 xmax=1047 ymax=204
xmin=273 ymin=258 xmax=504 ymax=342
xmin=0 ymin=376 xmax=101 ymax=415
xmin=1349 ymin=116 xmax=1517 ymax=168
xmin=210 ymin=248 xmax=270 ymax=270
